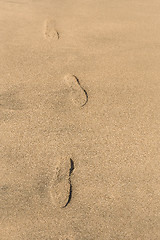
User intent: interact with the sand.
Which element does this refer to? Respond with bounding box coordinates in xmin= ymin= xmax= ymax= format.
xmin=0 ymin=0 xmax=160 ymax=239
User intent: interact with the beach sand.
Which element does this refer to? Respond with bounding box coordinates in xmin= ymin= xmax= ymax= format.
xmin=0 ymin=0 xmax=160 ymax=239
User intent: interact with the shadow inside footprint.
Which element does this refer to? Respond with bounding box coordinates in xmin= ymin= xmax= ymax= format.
xmin=62 ymin=159 xmax=74 ymax=208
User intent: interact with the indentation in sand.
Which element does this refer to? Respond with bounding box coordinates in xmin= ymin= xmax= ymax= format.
xmin=0 ymin=89 xmax=25 ymax=110
xmin=64 ymin=74 xmax=88 ymax=107
xmin=49 ymin=158 xmax=74 ymax=208
xmin=44 ymin=19 xmax=59 ymax=41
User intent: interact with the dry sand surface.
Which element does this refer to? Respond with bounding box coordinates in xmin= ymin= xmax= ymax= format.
xmin=0 ymin=0 xmax=160 ymax=239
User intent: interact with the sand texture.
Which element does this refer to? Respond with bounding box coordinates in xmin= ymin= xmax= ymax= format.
xmin=0 ymin=0 xmax=160 ymax=239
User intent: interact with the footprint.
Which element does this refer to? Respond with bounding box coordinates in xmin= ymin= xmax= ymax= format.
xmin=64 ymin=74 xmax=88 ymax=107
xmin=49 ymin=158 xmax=74 ymax=208
xmin=44 ymin=19 xmax=59 ymax=41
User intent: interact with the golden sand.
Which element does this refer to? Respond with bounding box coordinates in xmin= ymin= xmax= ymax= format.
xmin=0 ymin=0 xmax=160 ymax=239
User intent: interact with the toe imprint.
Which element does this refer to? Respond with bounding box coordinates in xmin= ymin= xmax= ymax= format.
xmin=44 ymin=19 xmax=59 ymax=41
xmin=64 ymin=74 xmax=88 ymax=107
xmin=49 ymin=158 xmax=74 ymax=208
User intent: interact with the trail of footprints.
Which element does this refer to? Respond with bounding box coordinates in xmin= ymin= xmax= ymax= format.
xmin=0 ymin=19 xmax=89 ymax=211
xmin=49 ymin=158 xmax=74 ymax=208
